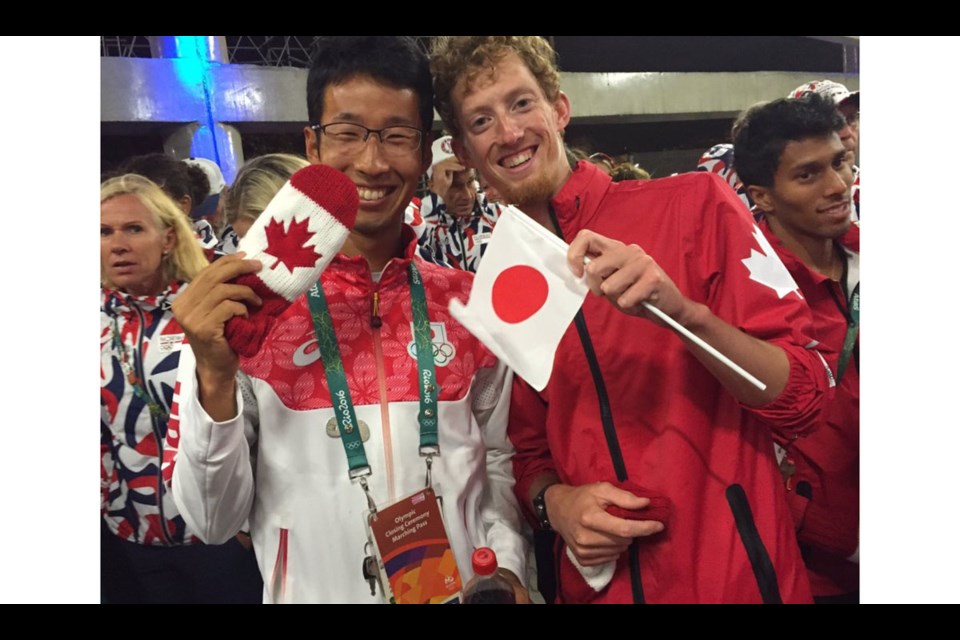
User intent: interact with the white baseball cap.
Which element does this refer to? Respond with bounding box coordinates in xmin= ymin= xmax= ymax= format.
xmin=788 ymin=79 xmax=859 ymax=108
xmin=184 ymin=157 xmax=227 ymax=217
xmin=428 ymin=135 xmax=457 ymax=179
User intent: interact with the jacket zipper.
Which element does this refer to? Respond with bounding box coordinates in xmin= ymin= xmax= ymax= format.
xmin=572 ymin=310 xmax=643 ymax=603
xmin=725 ymin=484 xmax=783 ymax=604
xmin=132 ymin=304 xmax=175 ymax=545
xmin=548 ymin=204 xmax=643 ymax=603
xmin=371 ymin=291 xmax=382 ymax=329
xmin=370 ymin=281 xmax=396 ymax=503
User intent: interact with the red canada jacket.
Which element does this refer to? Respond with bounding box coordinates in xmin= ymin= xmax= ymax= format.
xmin=510 ymin=162 xmax=831 ymax=603
xmin=762 ymin=219 xmax=860 ymax=597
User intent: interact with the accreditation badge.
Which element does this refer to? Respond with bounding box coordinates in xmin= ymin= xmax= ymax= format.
xmin=365 ymin=487 xmax=462 ymax=604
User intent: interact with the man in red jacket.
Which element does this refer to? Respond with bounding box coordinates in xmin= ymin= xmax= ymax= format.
xmin=733 ymin=93 xmax=859 ymax=603
xmin=431 ymin=36 xmax=834 ymax=603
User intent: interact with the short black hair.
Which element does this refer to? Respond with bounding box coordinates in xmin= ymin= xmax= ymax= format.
xmin=116 ymin=153 xmax=209 ymax=207
xmin=733 ymin=93 xmax=846 ymax=188
xmin=307 ymin=36 xmax=434 ymax=132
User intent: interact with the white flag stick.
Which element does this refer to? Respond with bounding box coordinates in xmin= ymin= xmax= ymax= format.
xmin=639 ymin=302 xmax=766 ymax=391
xmin=582 ymin=256 xmax=766 ymax=391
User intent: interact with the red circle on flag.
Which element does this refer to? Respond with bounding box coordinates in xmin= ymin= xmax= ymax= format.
xmin=492 ymin=265 xmax=549 ymax=324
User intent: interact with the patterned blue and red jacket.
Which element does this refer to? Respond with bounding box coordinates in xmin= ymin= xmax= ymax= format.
xmin=406 ymin=193 xmax=501 ymax=273
xmin=101 ymin=282 xmax=197 ymax=546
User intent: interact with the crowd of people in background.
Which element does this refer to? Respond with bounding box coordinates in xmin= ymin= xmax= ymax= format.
xmin=101 ymin=35 xmax=859 ymax=604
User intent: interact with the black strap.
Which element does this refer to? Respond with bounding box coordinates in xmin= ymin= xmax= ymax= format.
xmin=571 ymin=312 xmax=627 ymax=481
xmin=548 ymin=203 xmax=642 ymax=603
xmin=725 ymin=484 xmax=783 ymax=604
xmin=549 ymin=205 xmax=628 ymax=482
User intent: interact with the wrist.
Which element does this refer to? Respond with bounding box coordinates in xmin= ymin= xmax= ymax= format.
xmin=196 ymin=361 xmax=238 ymax=393
xmin=676 ymin=299 xmax=711 ymax=330
xmin=533 ymin=482 xmax=562 ymax=531
xmin=196 ymin=365 xmax=238 ymax=419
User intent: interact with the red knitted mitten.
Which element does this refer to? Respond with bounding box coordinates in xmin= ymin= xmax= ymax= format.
xmin=225 ymin=164 xmax=358 ymax=357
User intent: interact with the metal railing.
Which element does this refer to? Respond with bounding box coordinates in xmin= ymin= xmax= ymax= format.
xmin=100 ymin=36 xmax=435 ymax=67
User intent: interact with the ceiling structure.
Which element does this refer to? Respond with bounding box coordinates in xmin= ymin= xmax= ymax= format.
xmin=100 ymin=36 xmax=859 ymax=178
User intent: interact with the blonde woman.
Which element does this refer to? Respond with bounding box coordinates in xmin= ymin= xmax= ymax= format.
xmin=100 ymin=174 xmax=260 ymax=603
xmin=217 ymin=154 xmax=310 ymax=253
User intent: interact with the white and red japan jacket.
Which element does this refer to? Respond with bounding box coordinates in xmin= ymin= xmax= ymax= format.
xmin=165 ymin=229 xmax=527 ymax=603
xmin=511 ymin=161 xmax=833 ymax=604
xmin=101 ymin=282 xmax=198 ymax=545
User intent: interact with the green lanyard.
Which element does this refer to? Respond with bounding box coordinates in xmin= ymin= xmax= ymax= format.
xmin=306 ymin=262 xmax=440 ymax=510
xmin=831 ymin=252 xmax=860 ymax=383
xmin=111 ymin=314 xmax=168 ymax=421
xmin=836 ymin=282 xmax=859 ymax=383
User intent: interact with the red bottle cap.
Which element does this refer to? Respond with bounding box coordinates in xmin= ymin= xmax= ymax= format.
xmin=471 ymin=547 xmax=498 ymax=576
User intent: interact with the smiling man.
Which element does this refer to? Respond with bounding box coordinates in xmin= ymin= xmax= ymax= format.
xmin=432 ymin=36 xmax=834 ymax=604
xmin=166 ymin=36 xmax=528 ymax=604
xmin=734 ymin=94 xmax=860 ymax=603
xmin=789 ymin=80 xmax=860 ymax=222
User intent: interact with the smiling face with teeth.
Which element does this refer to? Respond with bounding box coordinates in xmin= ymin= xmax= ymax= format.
xmin=304 ymin=74 xmax=430 ymax=258
xmin=450 ymin=52 xmax=572 ymax=218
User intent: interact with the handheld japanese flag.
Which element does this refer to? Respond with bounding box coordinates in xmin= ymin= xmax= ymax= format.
xmin=449 ymin=206 xmax=588 ymax=391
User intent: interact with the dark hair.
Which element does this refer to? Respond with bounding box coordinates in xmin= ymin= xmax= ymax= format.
xmin=307 ymin=36 xmax=434 ymax=132
xmin=733 ymin=93 xmax=846 ymax=188
xmin=116 ymin=153 xmax=210 ymax=210
xmin=610 ymin=162 xmax=650 ymax=182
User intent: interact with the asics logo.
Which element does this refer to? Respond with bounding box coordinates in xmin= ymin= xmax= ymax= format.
xmin=292 ymin=339 xmax=322 ymax=367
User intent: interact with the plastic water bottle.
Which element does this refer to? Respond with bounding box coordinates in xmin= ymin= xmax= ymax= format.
xmin=462 ymin=547 xmax=516 ymax=604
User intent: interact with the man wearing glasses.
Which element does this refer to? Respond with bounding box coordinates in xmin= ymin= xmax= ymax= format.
xmin=167 ymin=36 xmax=528 ymax=604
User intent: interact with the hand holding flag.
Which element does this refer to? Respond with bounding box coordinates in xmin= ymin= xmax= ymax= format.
xmin=451 ymin=208 xmax=766 ymax=393
xmin=569 ymin=229 xmax=766 ymax=391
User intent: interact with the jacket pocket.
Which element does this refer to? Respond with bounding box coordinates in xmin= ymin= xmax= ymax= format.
xmin=726 ymin=484 xmax=783 ymax=604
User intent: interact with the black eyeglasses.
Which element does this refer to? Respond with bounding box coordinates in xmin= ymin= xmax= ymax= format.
xmin=310 ymin=122 xmax=424 ymax=157
xmin=844 ymin=111 xmax=860 ymax=126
